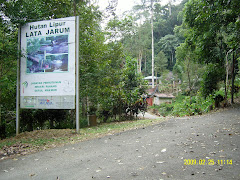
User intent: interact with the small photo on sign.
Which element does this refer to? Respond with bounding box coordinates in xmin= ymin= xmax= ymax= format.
xmin=26 ymin=35 xmax=68 ymax=73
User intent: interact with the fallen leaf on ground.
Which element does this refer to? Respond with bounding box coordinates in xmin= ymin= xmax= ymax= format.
xmin=161 ymin=148 xmax=167 ymax=152
xmin=156 ymin=161 xmax=165 ymax=164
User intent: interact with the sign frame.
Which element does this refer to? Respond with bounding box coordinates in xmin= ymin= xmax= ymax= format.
xmin=16 ymin=16 xmax=80 ymax=134
xmin=20 ymin=16 xmax=77 ymax=109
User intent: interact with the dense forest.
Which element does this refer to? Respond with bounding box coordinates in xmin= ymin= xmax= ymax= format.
xmin=0 ymin=0 xmax=239 ymax=138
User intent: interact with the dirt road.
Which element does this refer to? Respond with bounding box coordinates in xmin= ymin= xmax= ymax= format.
xmin=0 ymin=106 xmax=239 ymax=180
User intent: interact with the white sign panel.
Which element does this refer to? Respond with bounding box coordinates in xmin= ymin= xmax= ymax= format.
xmin=20 ymin=17 xmax=76 ymax=109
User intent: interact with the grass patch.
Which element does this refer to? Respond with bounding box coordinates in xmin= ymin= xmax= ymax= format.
xmin=0 ymin=117 xmax=166 ymax=160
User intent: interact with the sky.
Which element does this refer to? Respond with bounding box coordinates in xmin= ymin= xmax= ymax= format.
xmin=97 ymin=0 xmax=183 ymax=15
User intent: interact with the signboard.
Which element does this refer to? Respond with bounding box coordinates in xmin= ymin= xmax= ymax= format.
xmin=20 ymin=17 xmax=76 ymax=109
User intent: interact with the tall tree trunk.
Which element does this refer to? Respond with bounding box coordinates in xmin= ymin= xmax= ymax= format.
xmin=171 ymin=50 xmax=174 ymax=69
xmin=138 ymin=50 xmax=142 ymax=73
xmin=231 ymin=50 xmax=236 ymax=104
xmin=186 ymin=57 xmax=192 ymax=96
xmin=155 ymin=69 xmax=157 ymax=86
xmin=168 ymin=0 xmax=172 ymax=16
xmin=225 ymin=49 xmax=232 ymax=102
xmin=0 ymin=85 xmax=1 ymax=127
xmin=144 ymin=54 xmax=147 ymax=76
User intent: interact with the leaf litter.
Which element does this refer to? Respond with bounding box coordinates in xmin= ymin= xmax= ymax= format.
xmin=0 ymin=129 xmax=79 ymax=160
xmin=0 ymin=118 xmax=167 ymax=161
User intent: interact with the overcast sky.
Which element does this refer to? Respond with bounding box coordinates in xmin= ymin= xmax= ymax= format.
xmin=97 ymin=0 xmax=183 ymax=15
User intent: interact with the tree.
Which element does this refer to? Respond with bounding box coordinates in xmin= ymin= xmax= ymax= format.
xmin=122 ymin=57 xmax=144 ymax=102
xmin=155 ymin=51 xmax=168 ymax=77
xmin=96 ymin=41 xmax=125 ymax=121
xmin=119 ymin=0 xmax=186 ymax=78
xmin=1 ymin=0 xmax=77 ymax=25
xmin=174 ymin=42 xmax=204 ymax=96
xmin=105 ymin=15 xmax=135 ymax=42
xmin=0 ymin=0 xmax=110 ymax=134
xmin=183 ymin=0 xmax=240 ymax=100
xmin=121 ymin=56 xmax=147 ymax=117
xmin=158 ymin=34 xmax=179 ymax=70
xmin=129 ymin=0 xmax=160 ymax=86
xmin=0 ymin=20 xmax=18 ymax=138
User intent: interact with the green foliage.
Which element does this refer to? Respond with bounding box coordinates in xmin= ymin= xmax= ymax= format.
xmin=0 ymin=0 xmax=108 ymax=137
xmin=0 ymin=18 xmax=19 ymax=138
xmin=151 ymin=103 xmax=173 ymax=117
xmin=153 ymin=94 xmax=215 ymax=117
xmin=2 ymin=0 xmax=238 ymax=138
xmin=155 ymin=51 xmax=168 ymax=76
xmin=122 ymin=56 xmax=147 ymax=105
xmin=172 ymin=95 xmax=214 ymax=116
xmin=2 ymin=0 xmax=78 ymax=25
xmin=158 ymin=34 xmax=179 ymax=70
xmin=96 ymin=56 xmax=147 ymax=122
xmin=180 ymin=0 xmax=240 ymax=100
xmin=201 ymin=64 xmax=225 ymax=98
xmin=106 ymin=16 xmax=135 ymax=41
xmin=19 ymin=109 xmax=74 ymax=132
xmin=174 ymin=41 xmax=204 ymax=95
xmin=119 ymin=0 xmax=186 ymax=75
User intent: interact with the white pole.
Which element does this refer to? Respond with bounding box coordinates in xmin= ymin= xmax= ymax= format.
xmin=16 ymin=26 xmax=21 ymax=135
xmin=75 ymin=16 xmax=80 ymax=133
xmin=151 ymin=0 xmax=155 ymax=88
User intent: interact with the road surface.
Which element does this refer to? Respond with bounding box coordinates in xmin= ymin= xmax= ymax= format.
xmin=138 ymin=112 xmax=160 ymax=119
xmin=0 ymin=106 xmax=239 ymax=180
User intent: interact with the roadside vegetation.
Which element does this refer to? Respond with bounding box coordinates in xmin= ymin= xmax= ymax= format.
xmin=150 ymin=90 xmax=240 ymax=117
xmin=0 ymin=0 xmax=239 ymax=141
xmin=0 ymin=117 xmax=166 ymax=160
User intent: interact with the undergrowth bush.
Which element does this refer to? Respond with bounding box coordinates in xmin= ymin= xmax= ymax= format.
xmin=150 ymin=104 xmax=173 ymax=117
xmin=152 ymin=93 xmax=215 ymax=117
xmin=173 ymin=95 xmax=214 ymax=116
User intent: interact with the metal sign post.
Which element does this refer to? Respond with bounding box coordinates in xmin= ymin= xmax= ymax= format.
xmin=75 ymin=16 xmax=80 ymax=133
xmin=16 ymin=27 xmax=21 ymax=135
